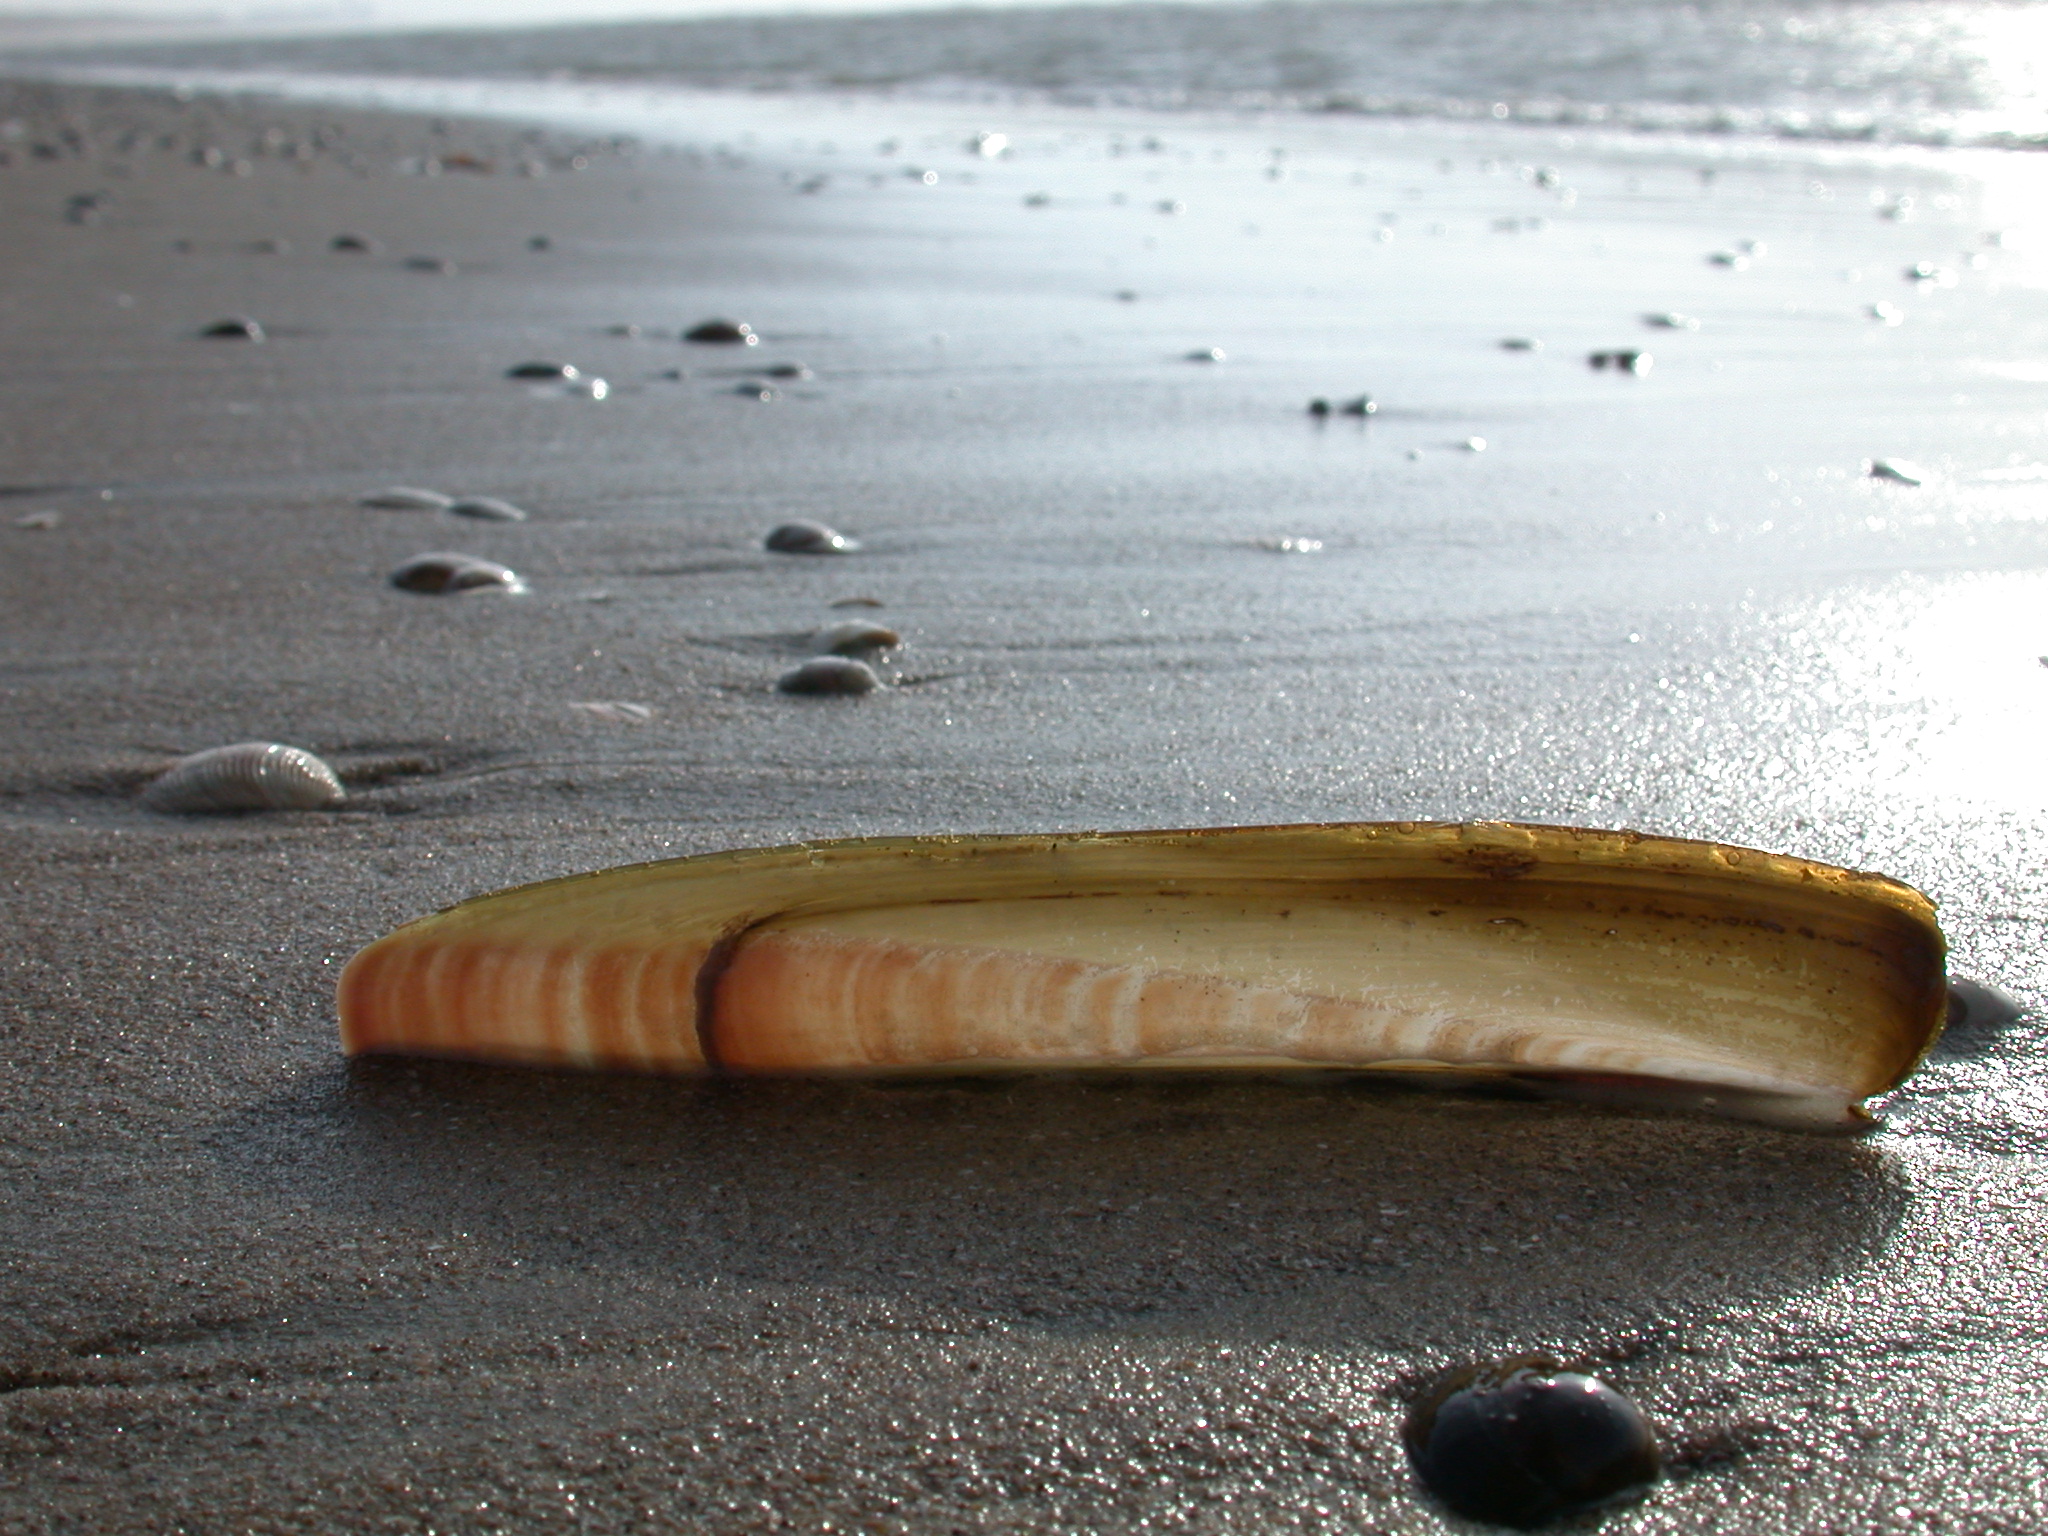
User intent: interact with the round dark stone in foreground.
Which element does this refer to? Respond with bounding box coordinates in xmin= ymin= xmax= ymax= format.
xmin=1404 ymin=1357 xmax=1659 ymax=1528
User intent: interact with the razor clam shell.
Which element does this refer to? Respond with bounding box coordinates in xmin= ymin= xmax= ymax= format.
xmin=337 ymin=823 xmax=1948 ymax=1128
xmin=144 ymin=741 xmax=345 ymax=814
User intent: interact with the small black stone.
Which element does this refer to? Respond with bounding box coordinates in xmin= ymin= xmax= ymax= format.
xmin=1308 ymin=398 xmax=1332 ymax=417
xmin=765 ymin=520 xmax=856 ymax=555
xmin=389 ymin=553 xmax=520 ymax=594
xmin=1404 ymin=1358 xmax=1660 ymax=1529
xmin=506 ymin=360 xmax=580 ymax=380
xmin=331 ymin=232 xmax=380 ymax=253
xmin=1341 ymin=394 xmax=1377 ymax=416
xmin=687 ymin=318 xmax=755 ymax=345
xmin=200 ymin=316 xmax=264 ymax=341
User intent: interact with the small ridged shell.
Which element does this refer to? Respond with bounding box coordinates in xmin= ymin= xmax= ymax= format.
xmin=360 ymin=486 xmax=452 ymax=511
xmin=144 ymin=742 xmax=345 ymax=814
xmin=446 ymin=497 xmax=529 ymax=522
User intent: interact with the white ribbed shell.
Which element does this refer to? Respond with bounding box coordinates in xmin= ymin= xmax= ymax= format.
xmin=143 ymin=742 xmax=346 ymax=814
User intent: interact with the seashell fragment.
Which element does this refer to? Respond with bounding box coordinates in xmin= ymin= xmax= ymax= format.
xmin=200 ymin=316 xmax=264 ymax=341
xmin=687 ymin=319 xmax=756 ymax=345
xmin=145 ymin=741 xmax=344 ymax=814
xmin=766 ymin=520 xmax=857 ymax=555
xmin=14 ymin=509 xmax=60 ymax=530
xmin=1405 ymin=1358 xmax=1660 ymax=1528
xmin=389 ymin=552 xmax=523 ymax=594
xmin=446 ymin=496 xmax=529 ymax=522
xmin=811 ymin=619 xmax=900 ymax=655
xmin=337 ymin=822 xmax=1948 ymax=1129
xmin=507 ymin=360 xmax=579 ymax=380
xmin=568 ymin=700 xmax=654 ymax=724
xmin=777 ymin=657 xmax=881 ymax=695
xmin=360 ymin=486 xmax=453 ymax=511
xmin=1867 ymin=458 xmax=1925 ymax=486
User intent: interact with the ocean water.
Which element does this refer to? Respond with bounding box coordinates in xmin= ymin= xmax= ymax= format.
xmin=45 ymin=0 xmax=2048 ymax=151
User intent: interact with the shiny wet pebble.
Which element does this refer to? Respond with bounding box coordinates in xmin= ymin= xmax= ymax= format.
xmin=201 ymin=316 xmax=263 ymax=341
xmin=687 ymin=318 xmax=756 ymax=344
xmin=1404 ymin=1358 xmax=1660 ymax=1529
xmin=766 ymin=520 xmax=857 ymax=555
xmin=390 ymin=552 xmax=522 ymax=594
xmin=778 ymin=657 xmax=881 ymax=695
xmin=143 ymin=742 xmax=345 ymax=814
xmin=507 ymin=360 xmax=579 ymax=380
xmin=1186 ymin=347 xmax=1226 ymax=363
xmin=447 ymin=497 xmax=529 ymax=522
xmin=811 ymin=619 xmax=900 ymax=655
xmin=1588 ymin=350 xmax=1652 ymax=374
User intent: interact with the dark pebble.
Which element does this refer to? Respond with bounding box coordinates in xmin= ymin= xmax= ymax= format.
xmin=1588 ymin=350 xmax=1652 ymax=374
xmin=1404 ymin=1358 xmax=1660 ymax=1529
xmin=528 ymin=235 xmax=553 ymax=251
xmin=735 ymin=382 xmax=779 ymax=401
xmin=200 ymin=317 xmax=264 ymax=341
xmin=778 ymin=657 xmax=881 ymax=695
xmin=687 ymin=319 xmax=756 ymax=345
xmin=389 ymin=552 xmax=521 ymax=594
xmin=1341 ymin=394 xmax=1377 ymax=416
xmin=763 ymin=362 xmax=812 ymax=379
xmin=765 ymin=520 xmax=857 ymax=555
xmin=404 ymin=256 xmax=458 ymax=274
xmin=506 ymin=360 xmax=580 ymax=380
xmin=1308 ymin=398 xmax=1331 ymax=417
xmin=331 ymin=232 xmax=381 ymax=253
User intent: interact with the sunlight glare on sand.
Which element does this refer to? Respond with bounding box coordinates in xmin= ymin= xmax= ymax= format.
xmin=1837 ymin=575 xmax=2048 ymax=814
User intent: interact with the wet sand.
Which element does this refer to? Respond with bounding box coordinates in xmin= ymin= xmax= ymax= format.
xmin=2 ymin=76 xmax=2046 ymax=1533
